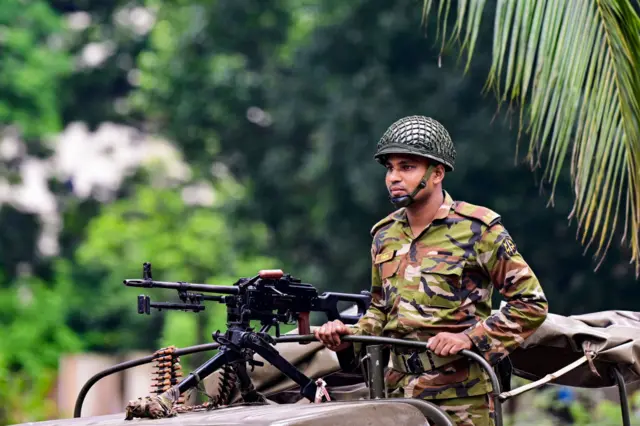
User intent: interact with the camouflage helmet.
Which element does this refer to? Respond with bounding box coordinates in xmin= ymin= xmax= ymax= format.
xmin=374 ymin=116 xmax=456 ymax=171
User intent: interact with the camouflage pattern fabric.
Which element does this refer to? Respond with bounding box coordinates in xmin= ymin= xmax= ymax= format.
xmin=350 ymin=190 xmax=548 ymax=400
xmin=391 ymin=387 xmax=495 ymax=426
xmin=124 ymin=387 xmax=180 ymax=420
xmin=435 ymin=394 xmax=495 ymax=426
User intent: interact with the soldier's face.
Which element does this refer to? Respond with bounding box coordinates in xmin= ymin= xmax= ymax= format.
xmin=384 ymin=154 xmax=440 ymax=201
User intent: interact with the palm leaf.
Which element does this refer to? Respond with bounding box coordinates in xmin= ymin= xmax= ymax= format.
xmin=422 ymin=0 xmax=640 ymax=275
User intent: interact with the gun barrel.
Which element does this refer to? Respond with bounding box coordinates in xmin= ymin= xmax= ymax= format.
xmin=123 ymin=279 xmax=239 ymax=295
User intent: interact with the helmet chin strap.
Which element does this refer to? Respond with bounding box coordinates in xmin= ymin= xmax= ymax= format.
xmin=389 ymin=165 xmax=434 ymax=209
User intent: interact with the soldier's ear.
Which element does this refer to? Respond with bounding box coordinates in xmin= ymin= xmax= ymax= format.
xmin=431 ymin=164 xmax=445 ymax=184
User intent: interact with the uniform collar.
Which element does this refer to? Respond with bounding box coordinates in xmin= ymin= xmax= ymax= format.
xmin=435 ymin=190 xmax=455 ymax=220
xmin=391 ymin=190 xmax=454 ymax=224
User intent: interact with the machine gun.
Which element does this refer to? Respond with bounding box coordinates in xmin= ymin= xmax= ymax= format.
xmin=123 ymin=262 xmax=371 ymax=419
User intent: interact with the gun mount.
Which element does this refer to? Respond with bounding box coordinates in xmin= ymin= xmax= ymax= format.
xmin=122 ymin=262 xmax=372 ymax=420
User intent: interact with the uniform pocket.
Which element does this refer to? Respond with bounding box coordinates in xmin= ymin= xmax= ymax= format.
xmin=418 ymin=254 xmax=465 ymax=308
xmin=375 ymin=250 xmax=401 ymax=280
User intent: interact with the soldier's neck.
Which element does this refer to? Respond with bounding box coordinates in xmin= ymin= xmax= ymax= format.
xmin=405 ymin=189 xmax=444 ymax=238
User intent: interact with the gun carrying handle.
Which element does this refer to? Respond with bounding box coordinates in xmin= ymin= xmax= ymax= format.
xmin=336 ymin=293 xmax=371 ymax=324
xmin=259 ymin=269 xmax=284 ymax=279
xmin=337 ymin=314 xmax=362 ymax=324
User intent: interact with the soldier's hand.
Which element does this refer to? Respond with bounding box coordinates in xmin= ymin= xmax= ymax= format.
xmin=427 ymin=332 xmax=472 ymax=357
xmin=314 ymin=319 xmax=352 ymax=352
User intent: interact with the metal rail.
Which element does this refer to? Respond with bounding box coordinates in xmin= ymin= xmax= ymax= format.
xmin=73 ymin=342 xmax=220 ymax=418
xmin=349 ymin=398 xmax=455 ymax=426
xmin=611 ymin=366 xmax=631 ymax=426
xmin=74 ymin=335 xmax=503 ymax=425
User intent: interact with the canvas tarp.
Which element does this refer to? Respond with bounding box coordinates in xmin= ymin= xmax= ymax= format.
xmin=509 ymin=310 xmax=640 ymax=388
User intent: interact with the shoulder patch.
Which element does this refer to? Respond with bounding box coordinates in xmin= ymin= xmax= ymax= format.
xmin=501 ymin=235 xmax=518 ymax=256
xmin=370 ymin=209 xmax=402 ymax=237
xmin=454 ymin=201 xmax=501 ymax=227
xmin=374 ymin=250 xmax=395 ymax=264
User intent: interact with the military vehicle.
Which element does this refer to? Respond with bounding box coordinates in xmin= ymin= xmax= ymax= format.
xmin=13 ymin=266 xmax=640 ymax=426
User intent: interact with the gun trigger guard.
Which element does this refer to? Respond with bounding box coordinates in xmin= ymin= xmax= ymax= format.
xmin=248 ymin=359 xmax=265 ymax=372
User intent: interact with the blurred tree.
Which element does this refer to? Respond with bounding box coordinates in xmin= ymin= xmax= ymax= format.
xmin=0 ymin=0 xmax=153 ymax=283
xmin=0 ymin=263 xmax=83 ymax=424
xmin=129 ymin=0 xmax=294 ymax=177
xmin=50 ymin=0 xmax=152 ymax=128
xmin=130 ymin=0 xmax=638 ymax=315
xmin=422 ymin=0 xmax=640 ymax=275
xmin=0 ymin=0 xmax=638 ymax=422
xmin=73 ymin=165 xmax=279 ymax=352
xmin=0 ymin=0 xmax=72 ymax=283
xmin=0 ymin=0 xmax=71 ymax=145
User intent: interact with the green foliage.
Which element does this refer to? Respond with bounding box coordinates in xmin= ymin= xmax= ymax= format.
xmin=422 ymin=0 xmax=640 ymax=274
xmin=124 ymin=0 xmax=640 ymax=314
xmin=569 ymin=397 xmax=629 ymax=426
xmin=0 ymin=262 xmax=83 ymax=424
xmin=129 ymin=0 xmax=292 ymax=175
xmin=74 ymin=173 xmax=279 ymax=350
xmin=0 ymin=0 xmax=71 ymax=142
xmin=52 ymin=0 xmax=152 ymax=128
xmin=1 ymin=0 xmax=640 ymax=423
xmin=500 ymin=382 xmax=640 ymax=426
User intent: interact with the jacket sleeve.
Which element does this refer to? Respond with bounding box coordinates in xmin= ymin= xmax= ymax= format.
xmin=350 ymin=243 xmax=388 ymax=337
xmin=463 ymin=223 xmax=549 ymax=364
xmin=337 ymin=243 xmax=389 ymax=371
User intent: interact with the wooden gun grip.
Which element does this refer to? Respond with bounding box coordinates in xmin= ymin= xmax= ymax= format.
xmin=298 ymin=312 xmax=310 ymax=344
xmin=258 ymin=269 xmax=284 ymax=279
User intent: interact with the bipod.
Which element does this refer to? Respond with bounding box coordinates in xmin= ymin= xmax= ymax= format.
xmin=125 ymin=324 xmax=327 ymax=420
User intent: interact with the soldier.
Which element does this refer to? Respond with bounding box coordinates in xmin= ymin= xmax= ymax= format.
xmin=314 ymin=116 xmax=549 ymax=426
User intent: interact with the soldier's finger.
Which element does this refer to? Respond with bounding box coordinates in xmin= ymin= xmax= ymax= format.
xmin=448 ymin=344 xmax=462 ymax=355
xmin=440 ymin=342 xmax=455 ymax=356
xmin=335 ymin=321 xmax=348 ymax=334
xmin=318 ymin=326 xmax=330 ymax=344
xmin=427 ymin=336 xmax=438 ymax=350
xmin=330 ymin=326 xmax=342 ymax=346
xmin=431 ymin=335 xmax=445 ymax=349
xmin=318 ymin=332 xmax=330 ymax=345
xmin=325 ymin=323 xmax=337 ymax=346
xmin=324 ymin=332 xmax=336 ymax=346
xmin=434 ymin=338 xmax=449 ymax=355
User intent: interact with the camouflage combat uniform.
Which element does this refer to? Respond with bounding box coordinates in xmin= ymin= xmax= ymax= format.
xmin=350 ymin=191 xmax=549 ymax=426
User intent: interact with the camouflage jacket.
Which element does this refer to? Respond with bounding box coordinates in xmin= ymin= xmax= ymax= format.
xmin=350 ymin=190 xmax=549 ymax=400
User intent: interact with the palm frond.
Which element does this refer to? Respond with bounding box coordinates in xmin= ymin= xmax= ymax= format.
xmin=422 ymin=0 xmax=640 ymax=275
